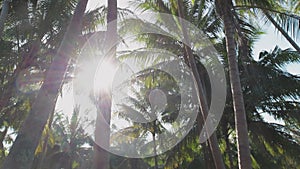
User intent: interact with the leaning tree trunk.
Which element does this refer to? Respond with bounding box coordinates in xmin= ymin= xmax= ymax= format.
xmin=92 ymin=0 xmax=117 ymax=169
xmin=177 ymin=0 xmax=226 ymax=168
xmin=0 ymin=0 xmax=10 ymax=39
xmin=264 ymin=12 xmax=300 ymax=53
xmin=1 ymin=0 xmax=88 ymax=168
xmin=216 ymin=0 xmax=252 ymax=168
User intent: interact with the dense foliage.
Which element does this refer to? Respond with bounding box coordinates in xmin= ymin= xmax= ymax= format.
xmin=0 ymin=0 xmax=299 ymax=168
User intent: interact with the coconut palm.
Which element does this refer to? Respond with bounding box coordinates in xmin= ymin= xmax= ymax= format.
xmin=214 ymin=0 xmax=252 ymax=168
xmin=131 ymin=1 xmax=227 ymax=168
xmin=31 ymin=106 xmax=93 ymax=169
xmin=92 ymin=0 xmax=117 ymax=169
xmin=128 ymin=1 xmax=300 ymax=168
xmin=0 ymin=3 xmax=104 ymax=165
xmin=231 ymin=1 xmax=300 ymax=52
xmin=214 ymin=1 xmax=300 ymax=168
xmin=220 ymin=46 xmax=300 ymax=168
xmin=113 ymin=67 xmax=200 ymax=168
xmin=1 ymin=0 xmax=89 ymax=168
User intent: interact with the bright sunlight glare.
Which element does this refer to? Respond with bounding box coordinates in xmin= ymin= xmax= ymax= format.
xmin=94 ymin=61 xmax=117 ymax=91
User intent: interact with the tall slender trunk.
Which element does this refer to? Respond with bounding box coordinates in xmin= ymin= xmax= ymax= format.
xmin=37 ymin=97 xmax=58 ymax=169
xmin=93 ymin=92 xmax=112 ymax=169
xmin=216 ymin=0 xmax=252 ymax=168
xmin=92 ymin=0 xmax=117 ymax=169
xmin=0 ymin=0 xmax=10 ymax=39
xmin=177 ymin=1 xmax=226 ymax=169
xmin=1 ymin=0 xmax=88 ymax=168
xmin=152 ymin=132 xmax=158 ymax=169
xmin=264 ymin=12 xmax=300 ymax=53
xmin=203 ymin=141 xmax=215 ymax=169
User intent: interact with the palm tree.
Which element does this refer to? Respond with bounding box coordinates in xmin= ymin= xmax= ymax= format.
xmin=215 ymin=1 xmax=300 ymax=168
xmin=1 ymin=0 xmax=89 ymax=168
xmin=219 ymin=1 xmax=299 ymax=166
xmin=127 ymin=0 xmax=227 ymax=168
xmin=0 ymin=0 xmax=58 ymax=163
xmin=119 ymin=0 xmax=228 ymax=167
xmin=232 ymin=1 xmax=300 ymax=53
xmin=220 ymin=46 xmax=300 ymax=168
xmin=176 ymin=0 xmax=225 ymax=168
xmin=264 ymin=12 xmax=300 ymax=53
xmin=31 ymin=106 xmax=94 ymax=169
xmin=126 ymin=1 xmax=300 ymax=168
xmin=93 ymin=0 xmax=117 ymax=169
xmin=113 ymin=67 xmax=202 ymax=168
xmin=0 ymin=0 xmax=103 ymax=121
xmin=245 ymin=47 xmax=300 ymax=168
xmin=0 ymin=3 xmax=103 ymax=164
xmin=215 ymin=0 xmax=252 ymax=168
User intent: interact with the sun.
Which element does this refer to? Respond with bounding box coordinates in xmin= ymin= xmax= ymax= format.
xmin=94 ymin=60 xmax=117 ymax=91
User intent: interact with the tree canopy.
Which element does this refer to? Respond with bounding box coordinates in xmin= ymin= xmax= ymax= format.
xmin=0 ymin=0 xmax=299 ymax=169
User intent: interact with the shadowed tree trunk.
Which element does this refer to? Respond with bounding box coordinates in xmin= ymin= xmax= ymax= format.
xmin=1 ymin=0 xmax=88 ymax=168
xmin=92 ymin=0 xmax=117 ymax=169
xmin=177 ymin=0 xmax=226 ymax=168
xmin=0 ymin=0 xmax=10 ymax=39
xmin=216 ymin=0 xmax=252 ymax=168
xmin=0 ymin=42 xmax=40 ymax=113
xmin=93 ymin=92 xmax=113 ymax=169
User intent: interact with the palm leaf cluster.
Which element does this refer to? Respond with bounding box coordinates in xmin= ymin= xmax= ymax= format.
xmin=0 ymin=0 xmax=299 ymax=169
xmin=113 ymin=0 xmax=300 ymax=168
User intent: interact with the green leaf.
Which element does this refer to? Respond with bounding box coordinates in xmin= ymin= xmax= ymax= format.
xmin=72 ymin=161 xmax=80 ymax=169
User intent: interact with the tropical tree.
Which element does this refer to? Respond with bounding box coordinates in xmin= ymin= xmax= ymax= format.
xmin=245 ymin=47 xmax=300 ymax=168
xmin=123 ymin=0 xmax=227 ymax=168
xmin=31 ymin=107 xmax=93 ymax=169
xmin=1 ymin=0 xmax=89 ymax=168
xmin=176 ymin=0 xmax=226 ymax=168
xmin=113 ymin=66 xmax=213 ymax=169
xmin=128 ymin=0 xmax=300 ymax=168
xmin=92 ymin=0 xmax=117 ymax=169
xmin=0 ymin=0 xmax=298 ymax=168
xmin=0 ymin=2 xmax=104 ymax=165
xmin=214 ymin=0 xmax=252 ymax=168
xmin=233 ymin=0 xmax=300 ymax=53
xmin=214 ymin=0 xmax=300 ymax=168
xmin=218 ymin=45 xmax=300 ymax=168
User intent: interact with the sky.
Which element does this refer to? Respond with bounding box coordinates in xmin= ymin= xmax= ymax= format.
xmin=253 ymin=26 xmax=299 ymax=75
xmin=56 ymin=0 xmax=300 ymax=124
xmin=86 ymin=0 xmax=130 ymax=11
xmin=85 ymin=0 xmax=299 ymax=75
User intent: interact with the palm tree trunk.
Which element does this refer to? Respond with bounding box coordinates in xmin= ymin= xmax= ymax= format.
xmin=216 ymin=0 xmax=252 ymax=168
xmin=177 ymin=1 xmax=226 ymax=169
xmin=264 ymin=12 xmax=300 ymax=53
xmin=93 ymin=92 xmax=112 ymax=169
xmin=93 ymin=0 xmax=117 ymax=169
xmin=0 ymin=0 xmax=10 ymax=39
xmin=37 ymin=98 xmax=58 ymax=169
xmin=1 ymin=0 xmax=88 ymax=168
xmin=203 ymin=141 xmax=215 ymax=169
xmin=152 ymin=132 xmax=159 ymax=169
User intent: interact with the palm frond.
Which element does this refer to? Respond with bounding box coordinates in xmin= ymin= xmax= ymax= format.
xmin=250 ymin=121 xmax=300 ymax=168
